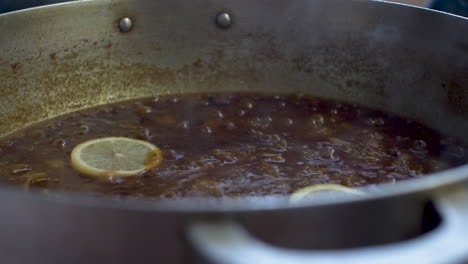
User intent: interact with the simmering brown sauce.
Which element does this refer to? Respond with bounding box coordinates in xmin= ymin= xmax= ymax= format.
xmin=0 ymin=93 xmax=466 ymax=198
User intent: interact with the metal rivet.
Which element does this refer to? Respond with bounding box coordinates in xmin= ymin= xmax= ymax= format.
xmin=118 ymin=17 xmax=133 ymax=32
xmin=215 ymin=12 xmax=231 ymax=29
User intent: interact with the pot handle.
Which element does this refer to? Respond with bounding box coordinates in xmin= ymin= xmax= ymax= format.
xmin=187 ymin=184 xmax=468 ymax=264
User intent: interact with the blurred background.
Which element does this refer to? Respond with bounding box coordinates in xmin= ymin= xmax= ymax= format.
xmin=0 ymin=0 xmax=467 ymax=16
xmin=0 ymin=0 xmax=67 ymax=13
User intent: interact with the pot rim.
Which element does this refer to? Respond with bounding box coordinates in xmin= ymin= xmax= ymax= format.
xmin=1 ymin=0 xmax=468 ymax=213
xmin=0 ymin=163 xmax=464 ymax=213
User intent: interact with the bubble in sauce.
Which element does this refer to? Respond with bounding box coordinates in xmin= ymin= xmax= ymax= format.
xmin=179 ymin=120 xmax=190 ymax=129
xmin=239 ymin=98 xmax=255 ymax=110
xmin=214 ymin=110 xmax=224 ymax=119
xmin=164 ymin=149 xmax=184 ymax=160
xmin=237 ymin=109 xmax=247 ymax=117
xmin=203 ymin=126 xmax=214 ymax=134
xmin=10 ymin=164 xmax=32 ymax=175
xmin=224 ymin=121 xmax=236 ymax=130
xmin=262 ymin=153 xmax=285 ymax=163
xmin=272 ymin=139 xmax=288 ymax=152
xmin=77 ymin=125 xmax=90 ymax=136
xmin=308 ymin=114 xmax=325 ymax=127
xmin=321 ymin=146 xmax=337 ymax=160
xmin=137 ymin=105 xmax=152 ymax=115
xmin=366 ymin=118 xmax=384 ymax=126
xmin=134 ymin=128 xmax=153 ymax=140
xmin=284 ymin=118 xmax=294 ymax=126
xmin=412 ymin=140 xmax=427 ymax=151
xmin=374 ymin=118 xmax=385 ymax=126
xmin=24 ymin=172 xmax=56 ymax=189
xmin=249 ymin=116 xmax=272 ymax=129
xmin=52 ymin=139 xmax=68 ymax=149
xmin=169 ymin=97 xmax=180 ymax=104
xmin=109 ymin=176 xmax=126 ymax=184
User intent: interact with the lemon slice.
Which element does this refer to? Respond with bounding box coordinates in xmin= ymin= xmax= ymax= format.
xmin=289 ymin=184 xmax=365 ymax=204
xmin=71 ymin=137 xmax=162 ymax=178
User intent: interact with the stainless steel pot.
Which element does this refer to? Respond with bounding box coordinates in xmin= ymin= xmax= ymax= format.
xmin=1 ymin=0 xmax=468 ymax=263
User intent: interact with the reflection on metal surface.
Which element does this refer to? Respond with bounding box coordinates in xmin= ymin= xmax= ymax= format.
xmin=386 ymin=0 xmax=428 ymax=6
xmin=215 ymin=12 xmax=232 ymax=29
xmin=118 ymin=17 xmax=133 ymax=32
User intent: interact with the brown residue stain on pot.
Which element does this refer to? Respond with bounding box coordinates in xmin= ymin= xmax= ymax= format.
xmin=0 ymin=45 xmax=264 ymax=132
xmin=63 ymin=52 xmax=79 ymax=60
xmin=105 ymin=42 xmax=112 ymax=49
xmin=192 ymin=58 xmax=203 ymax=68
xmin=10 ymin=62 xmax=21 ymax=73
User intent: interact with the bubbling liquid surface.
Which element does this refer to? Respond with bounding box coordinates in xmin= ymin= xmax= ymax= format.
xmin=0 ymin=93 xmax=466 ymax=198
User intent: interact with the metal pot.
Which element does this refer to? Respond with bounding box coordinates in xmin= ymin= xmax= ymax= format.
xmin=1 ymin=0 xmax=468 ymax=263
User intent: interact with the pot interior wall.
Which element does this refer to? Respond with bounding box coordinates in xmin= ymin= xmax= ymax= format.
xmin=1 ymin=0 xmax=468 ymax=142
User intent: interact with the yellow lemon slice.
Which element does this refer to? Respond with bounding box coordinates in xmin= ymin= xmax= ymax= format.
xmin=71 ymin=137 xmax=162 ymax=178
xmin=289 ymin=184 xmax=365 ymax=204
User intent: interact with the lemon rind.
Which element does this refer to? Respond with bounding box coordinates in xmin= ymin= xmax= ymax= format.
xmin=289 ymin=184 xmax=365 ymax=204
